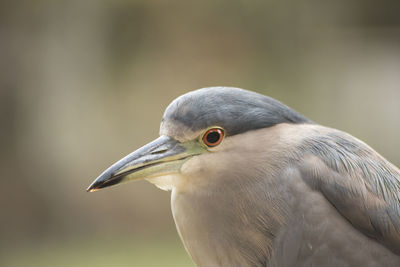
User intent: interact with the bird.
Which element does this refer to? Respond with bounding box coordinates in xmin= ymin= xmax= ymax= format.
xmin=87 ymin=87 xmax=400 ymax=267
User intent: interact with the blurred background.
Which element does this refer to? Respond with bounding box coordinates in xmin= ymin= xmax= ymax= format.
xmin=1 ymin=0 xmax=400 ymax=266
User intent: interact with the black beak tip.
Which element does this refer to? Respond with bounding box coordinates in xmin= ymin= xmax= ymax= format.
xmin=86 ymin=182 xmax=101 ymax=192
xmin=86 ymin=174 xmax=124 ymax=193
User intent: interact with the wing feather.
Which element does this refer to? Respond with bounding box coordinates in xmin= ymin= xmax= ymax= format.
xmin=297 ymin=130 xmax=400 ymax=254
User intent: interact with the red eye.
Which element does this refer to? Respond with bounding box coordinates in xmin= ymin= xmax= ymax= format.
xmin=202 ymin=128 xmax=224 ymax=147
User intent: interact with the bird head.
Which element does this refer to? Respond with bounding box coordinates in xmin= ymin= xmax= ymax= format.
xmin=87 ymin=87 xmax=310 ymax=192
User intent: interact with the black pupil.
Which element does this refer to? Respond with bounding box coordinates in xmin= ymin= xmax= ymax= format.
xmin=206 ymin=131 xmax=220 ymax=144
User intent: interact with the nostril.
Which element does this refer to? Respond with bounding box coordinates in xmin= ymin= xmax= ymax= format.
xmin=150 ymin=148 xmax=168 ymax=155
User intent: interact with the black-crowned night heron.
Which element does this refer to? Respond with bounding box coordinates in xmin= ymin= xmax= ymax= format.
xmin=88 ymin=87 xmax=400 ymax=267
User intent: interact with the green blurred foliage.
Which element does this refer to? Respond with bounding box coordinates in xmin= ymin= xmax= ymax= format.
xmin=2 ymin=235 xmax=194 ymax=267
xmin=0 ymin=0 xmax=400 ymax=266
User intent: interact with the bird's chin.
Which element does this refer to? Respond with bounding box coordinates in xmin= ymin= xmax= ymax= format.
xmin=146 ymin=174 xmax=181 ymax=191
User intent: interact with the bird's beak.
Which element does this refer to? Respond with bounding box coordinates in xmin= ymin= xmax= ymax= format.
xmin=87 ymin=135 xmax=206 ymax=192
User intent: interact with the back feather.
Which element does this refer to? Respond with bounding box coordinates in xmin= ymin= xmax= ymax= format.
xmin=298 ymin=130 xmax=400 ymax=254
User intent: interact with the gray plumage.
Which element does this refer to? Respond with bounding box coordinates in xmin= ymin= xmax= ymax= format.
xmin=162 ymin=87 xmax=311 ymax=136
xmin=89 ymin=87 xmax=400 ymax=267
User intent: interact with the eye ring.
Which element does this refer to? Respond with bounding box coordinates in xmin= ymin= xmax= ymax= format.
xmin=202 ymin=128 xmax=224 ymax=147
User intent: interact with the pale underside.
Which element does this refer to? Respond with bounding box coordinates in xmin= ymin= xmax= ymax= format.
xmin=149 ymin=123 xmax=400 ymax=267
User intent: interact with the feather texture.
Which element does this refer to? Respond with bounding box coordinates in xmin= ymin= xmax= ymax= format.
xmin=171 ymin=124 xmax=400 ymax=266
xmin=298 ymin=129 xmax=400 ymax=254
